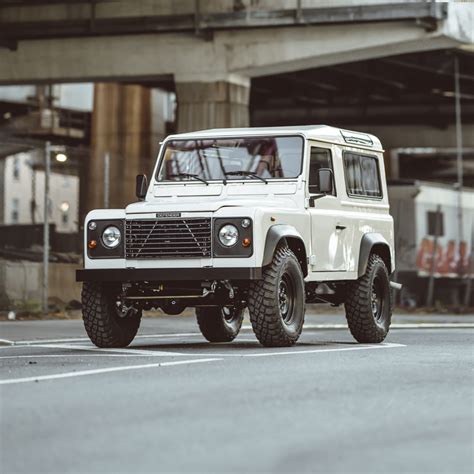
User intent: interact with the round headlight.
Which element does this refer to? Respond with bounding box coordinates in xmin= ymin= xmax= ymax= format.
xmin=88 ymin=221 xmax=97 ymax=231
xmin=218 ymin=224 xmax=239 ymax=247
xmin=102 ymin=226 xmax=121 ymax=248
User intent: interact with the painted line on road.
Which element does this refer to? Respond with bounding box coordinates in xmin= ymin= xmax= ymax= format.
xmin=0 ymin=338 xmax=14 ymax=346
xmin=244 ymin=323 xmax=474 ymax=330
xmin=6 ymin=323 xmax=473 ymax=347
xmin=243 ymin=342 xmax=406 ymax=358
xmin=8 ymin=332 xmax=202 ymax=346
xmin=0 ymin=354 xmax=150 ymax=360
xmin=139 ymin=342 xmax=407 ymax=358
xmin=386 ymin=323 xmax=474 ymax=329
xmin=0 ymin=357 xmax=222 ymax=385
xmin=34 ymin=343 xmax=186 ymax=357
xmin=301 ymin=323 xmax=474 ymax=329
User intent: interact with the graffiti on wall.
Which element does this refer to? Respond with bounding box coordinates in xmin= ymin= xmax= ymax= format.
xmin=416 ymin=238 xmax=472 ymax=276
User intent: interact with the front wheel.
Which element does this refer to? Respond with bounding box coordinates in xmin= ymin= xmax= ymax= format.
xmin=196 ymin=306 xmax=244 ymax=342
xmin=82 ymin=282 xmax=142 ymax=348
xmin=344 ymin=254 xmax=392 ymax=343
xmin=248 ymin=246 xmax=305 ymax=347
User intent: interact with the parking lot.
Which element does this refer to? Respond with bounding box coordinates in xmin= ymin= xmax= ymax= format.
xmin=1 ymin=312 xmax=473 ymax=474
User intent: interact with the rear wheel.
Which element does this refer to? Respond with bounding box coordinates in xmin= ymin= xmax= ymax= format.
xmin=248 ymin=246 xmax=305 ymax=347
xmin=196 ymin=306 xmax=244 ymax=343
xmin=344 ymin=254 xmax=392 ymax=343
xmin=82 ymin=282 xmax=142 ymax=348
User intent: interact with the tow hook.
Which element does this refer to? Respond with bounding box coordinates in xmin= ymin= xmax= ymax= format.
xmin=222 ymin=280 xmax=235 ymax=299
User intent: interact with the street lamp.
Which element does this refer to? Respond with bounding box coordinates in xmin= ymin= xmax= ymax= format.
xmin=42 ymin=142 xmax=67 ymax=315
xmin=55 ymin=152 xmax=68 ymax=163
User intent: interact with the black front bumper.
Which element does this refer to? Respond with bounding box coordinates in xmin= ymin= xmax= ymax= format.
xmin=76 ymin=267 xmax=262 ymax=283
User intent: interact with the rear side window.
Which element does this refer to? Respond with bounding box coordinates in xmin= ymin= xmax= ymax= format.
xmin=343 ymin=152 xmax=382 ymax=198
xmin=309 ymin=147 xmax=335 ymax=195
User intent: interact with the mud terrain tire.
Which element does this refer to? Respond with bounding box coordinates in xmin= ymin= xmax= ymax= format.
xmin=196 ymin=306 xmax=244 ymax=343
xmin=82 ymin=282 xmax=142 ymax=348
xmin=344 ymin=254 xmax=392 ymax=343
xmin=248 ymin=246 xmax=305 ymax=347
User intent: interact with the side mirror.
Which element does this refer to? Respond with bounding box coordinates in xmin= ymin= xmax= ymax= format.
xmin=136 ymin=174 xmax=148 ymax=201
xmin=318 ymin=168 xmax=333 ymax=194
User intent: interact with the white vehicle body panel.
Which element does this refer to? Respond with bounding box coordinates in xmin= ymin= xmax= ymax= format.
xmin=83 ymin=125 xmax=394 ymax=283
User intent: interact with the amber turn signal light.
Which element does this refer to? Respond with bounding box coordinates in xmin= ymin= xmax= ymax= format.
xmin=88 ymin=240 xmax=97 ymax=249
xmin=242 ymin=238 xmax=251 ymax=247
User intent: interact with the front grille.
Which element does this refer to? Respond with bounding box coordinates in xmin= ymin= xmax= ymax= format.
xmin=125 ymin=218 xmax=212 ymax=259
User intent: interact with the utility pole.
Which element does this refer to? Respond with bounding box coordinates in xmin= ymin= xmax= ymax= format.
xmin=42 ymin=143 xmax=66 ymax=315
xmin=454 ymin=56 xmax=468 ymax=308
xmin=42 ymin=141 xmax=51 ymax=315
xmin=426 ymin=205 xmax=442 ymax=308
xmin=104 ymin=152 xmax=110 ymax=208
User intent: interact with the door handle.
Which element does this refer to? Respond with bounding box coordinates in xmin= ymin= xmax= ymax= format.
xmin=336 ymin=224 xmax=346 ymax=230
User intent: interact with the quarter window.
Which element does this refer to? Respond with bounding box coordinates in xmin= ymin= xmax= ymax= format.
xmin=309 ymin=147 xmax=335 ymax=195
xmin=343 ymin=152 xmax=382 ymax=198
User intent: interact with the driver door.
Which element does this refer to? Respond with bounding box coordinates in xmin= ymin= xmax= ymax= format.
xmin=307 ymin=144 xmax=348 ymax=272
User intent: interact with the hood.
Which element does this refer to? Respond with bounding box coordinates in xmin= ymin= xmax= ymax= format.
xmin=125 ymin=196 xmax=298 ymax=215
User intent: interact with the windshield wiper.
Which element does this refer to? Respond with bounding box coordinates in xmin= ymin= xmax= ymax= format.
xmin=224 ymin=170 xmax=268 ymax=184
xmin=169 ymin=173 xmax=209 ymax=185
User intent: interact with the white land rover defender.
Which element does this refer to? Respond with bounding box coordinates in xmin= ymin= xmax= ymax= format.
xmin=77 ymin=125 xmax=397 ymax=348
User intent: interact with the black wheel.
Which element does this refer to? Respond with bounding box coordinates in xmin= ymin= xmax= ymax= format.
xmin=344 ymin=254 xmax=392 ymax=343
xmin=81 ymin=282 xmax=142 ymax=348
xmin=196 ymin=306 xmax=244 ymax=342
xmin=248 ymin=246 xmax=305 ymax=347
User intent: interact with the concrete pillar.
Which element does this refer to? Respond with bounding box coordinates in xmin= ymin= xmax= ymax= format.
xmin=175 ymin=78 xmax=249 ymax=133
xmin=82 ymin=83 xmax=151 ymax=217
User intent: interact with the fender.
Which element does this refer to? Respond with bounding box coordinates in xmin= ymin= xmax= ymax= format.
xmin=262 ymin=225 xmax=307 ymax=275
xmin=358 ymin=233 xmax=392 ymax=277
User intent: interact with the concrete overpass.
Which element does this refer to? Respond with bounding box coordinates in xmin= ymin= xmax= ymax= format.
xmin=0 ymin=1 xmax=472 ymax=131
xmin=0 ymin=1 xmax=472 ymax=211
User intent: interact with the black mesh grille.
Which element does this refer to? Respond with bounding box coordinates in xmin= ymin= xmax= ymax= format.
xmin=125 ymin=218 xmax=212 ymax=259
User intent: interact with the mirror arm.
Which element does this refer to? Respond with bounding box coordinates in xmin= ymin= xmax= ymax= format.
xmin=309 ymin=194 xmax=326 ymax=207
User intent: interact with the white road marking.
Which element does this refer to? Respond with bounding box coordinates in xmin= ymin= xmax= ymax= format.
xmin=9 ymin=332 xmax=202 ymax=346
xmin=0 ymin=338 xmax=14 ymax=345
xmin=242 ymin=323 xmax=474 ymax=330
xmin=113 ymin=342 xmax=405 ymax=358
xmin=308 ymin=323 xmax=474 ymax=329
xmin=244 ymin=342 xmax=406 ymax=357
xmin=34 ymin=343 xmax=185 ymax=357
xmin=6 ymin=323 xmax=472 ymax=348
xmin=0 ymin=354 xmax=147 ymax=360
xmin=0 ymin=358 xmax=222 ymax=385
xmin=386 ymin=323 xmax=474 ymax=329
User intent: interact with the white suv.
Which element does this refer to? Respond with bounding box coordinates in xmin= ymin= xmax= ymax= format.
xmin=77 ymin=125 xmax=396 ymax=348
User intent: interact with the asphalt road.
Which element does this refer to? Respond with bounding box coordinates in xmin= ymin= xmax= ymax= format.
xmin=1 ymin=313 xmax=473 ymax=474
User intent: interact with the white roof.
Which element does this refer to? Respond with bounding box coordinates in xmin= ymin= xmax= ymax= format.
xmin=166 ymin=125 xmax=383 ymax=151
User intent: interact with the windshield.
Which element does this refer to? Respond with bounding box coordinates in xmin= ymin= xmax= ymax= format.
xmin=156 ymin=136 xmax=304 ymax=183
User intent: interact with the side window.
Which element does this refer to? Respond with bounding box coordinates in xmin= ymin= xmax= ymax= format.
xmin=309 ymin=147 xmax=335 ymax=195
xmin=343 ymin=152 xmax=382 ymax=198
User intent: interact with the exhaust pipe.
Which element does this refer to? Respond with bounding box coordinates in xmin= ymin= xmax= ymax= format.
xmin=390 ymin=281 xmax=403 ymax=291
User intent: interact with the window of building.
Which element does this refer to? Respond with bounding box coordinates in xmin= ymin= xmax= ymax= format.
xmin=60 ymin=201 xmax=70 ymax=225
xmin=427 ymin=210 xmax=444 ymax=236
xmin=308 ymin=147 xmax=335 ymax=195
xmin=11 ymin=198 xmax=19 ymax=223
xmin=343 ymin=152 xmax=382 ymax=198
xmin=12 ymin=158 xmax=20 ymax=180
